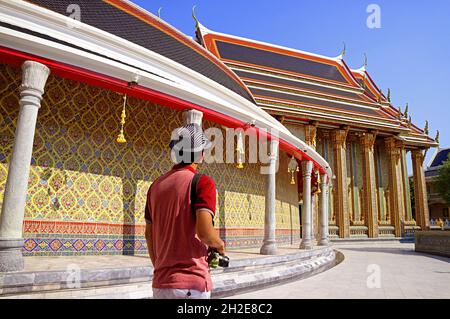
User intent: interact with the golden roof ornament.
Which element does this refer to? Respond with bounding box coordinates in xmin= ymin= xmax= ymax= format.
xmin=361 ymin=73 xmax=367 ymax=90
xmin=397 ymin=106 xmax=402 ymax=120
xmin=157 ymin=7 xmax=162 ymax=18
xmin=424 ymin=120 xmax=429 ymax=135
xmin=435 ymin=130 xmax=440 ymax=145
xmin=404 ymin=103 xmax=409 ymax=118
xmin=377 ymin=94 xmax=382 ymax=104
xmin=387 ymin=88 xmax=391 ymax=102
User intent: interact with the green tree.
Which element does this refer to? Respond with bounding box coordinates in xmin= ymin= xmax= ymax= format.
xmin=435 ymin=154 xmax=450 ymax=205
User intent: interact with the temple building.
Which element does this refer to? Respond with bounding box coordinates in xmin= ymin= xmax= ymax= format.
xmin=195 ymin=23 xmax=438 ymax=239
xmin=425 ymin=148 xmax=450 ymax=223
xmin=0 ymin=0 xmax=436 ymax=272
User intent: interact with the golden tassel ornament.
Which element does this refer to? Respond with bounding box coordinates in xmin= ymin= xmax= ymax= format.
xmin=236 ymin=130 xmax=244 ymax=169
xmin=315 ymin=171 xmax=321 ymax=194
xmin=117 ymin=94 xmax=127 ymax=143
xmin=288 ymin=156 xmax=298 ymax=185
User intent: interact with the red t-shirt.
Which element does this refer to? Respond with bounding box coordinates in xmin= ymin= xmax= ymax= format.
xmin=145 ymin=164 xmax=217 ymax=291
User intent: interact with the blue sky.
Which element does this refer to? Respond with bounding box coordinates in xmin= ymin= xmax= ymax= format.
xmin=131 ymin=0 xmax=449 ymax=168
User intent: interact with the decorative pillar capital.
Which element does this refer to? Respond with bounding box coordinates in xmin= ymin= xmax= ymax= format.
xmin=411 ymin=148 xmax=425 ymax=164
xmin=305 ymin=121 xmax=318 ymax=148
xmin=384 ymin=137 xmax=403 ymax=162
xmin=301 ymin=160 xmax=313 ymax=178
xmin=331 ymin=127 xmax=349 ymax=149
xmin=21 ymin=61 xmax=50 ymax=93
xmin=183 ymin=109 xmax=203 ymax=125
xmin=20 ymin=61 xmax=50 ymax=108
xmin=319 ymin=173 xmax=328 ymax=187
xmin=360 ymin=131 xmax=377 ymax=151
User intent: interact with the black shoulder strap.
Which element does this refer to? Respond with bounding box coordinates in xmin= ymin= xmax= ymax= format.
xmin=190 ymin=173 xmax=203 ymax=214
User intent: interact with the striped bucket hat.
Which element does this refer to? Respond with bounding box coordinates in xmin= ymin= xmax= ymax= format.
xmin=169 ymin=123 xmax=212 ymax=154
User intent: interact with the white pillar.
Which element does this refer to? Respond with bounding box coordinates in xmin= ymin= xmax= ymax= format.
xmin=319 ymin=174 xmax=330 ymax=246
xmin=0 ymin=61 xmax=50 ymax=272
xmin=300 ymin=161 xmax=313 ymax=249
xmin=260 ymin=139 xmax=278 ymax=255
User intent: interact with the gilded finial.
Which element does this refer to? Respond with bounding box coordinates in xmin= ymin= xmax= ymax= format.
xmin=435 ymin=130 xmax=440 ymax=144
xmin=404 ymin=103 xmax=409 ymax=118
xmin=408 ymin=116 xmax=412 ymax=128
xmin=387 ymin=88 xmax=391 ymax=102
xmin=424 ymin=120 xmax=429 ymax=135
xmin=192 ymin=5 xmax=199 ymax=28
xmin=116 ymin=94 xmax=127 ymax=143
xmin=157 ymin=7 xmax=162 ymax=18
xmin=363 ymin=53 xmax=368 ymax=68
xmin=397 ymin=106 xmax=402 ymax=120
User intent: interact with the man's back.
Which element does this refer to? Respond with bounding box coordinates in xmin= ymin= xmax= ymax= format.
xmin=146 ymin=165 xmax=213 ymax=292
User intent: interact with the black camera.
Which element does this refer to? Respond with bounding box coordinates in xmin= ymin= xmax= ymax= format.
xmin=207 ymin=250 xmax=229 ymax=268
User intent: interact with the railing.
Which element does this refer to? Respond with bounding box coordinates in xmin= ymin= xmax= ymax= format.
xmin=350 ymin=225 xmax=368 ymax=238
xmin=328 ymin=225 xmax=339 ymax=238
xmin=378 ymin=225 xmax=395 ymax=237
xmin=430 ymin=218 xmax=450 ymax=230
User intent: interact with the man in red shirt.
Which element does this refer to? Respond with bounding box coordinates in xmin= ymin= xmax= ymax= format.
xmin=145 ymin=122 xmax=225 ymax=299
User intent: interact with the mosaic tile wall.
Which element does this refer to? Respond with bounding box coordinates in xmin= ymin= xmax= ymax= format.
xmin=0 ymin=64 xmax=300 ymax=256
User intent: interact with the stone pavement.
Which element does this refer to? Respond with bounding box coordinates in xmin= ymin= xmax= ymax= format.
xmin=227 ymin=242 xmax=450 ymax=299
xmin=19 ymin=245 xmax=304 ymax=272
xmin=1 ymin=245 xmax=336 ymax=298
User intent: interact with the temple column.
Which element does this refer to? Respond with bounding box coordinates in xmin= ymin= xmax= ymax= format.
xmin=384 ymin=137 xmax=405 ymax=237
xmin=411 ymin=149 xmax=430 ymax=230
xmin=260 ymin=139 xmax=278 ymax=255
xmin=305 ymin=122 xmax=319 ymax=242
xmin=300 ymin=160 xmax=313 ymax=249
xmin=401 ymin=149 xmax=413 ymax=223
xmin=331 ymin=128 xmax=350 ymax=238
xmin=319 ymin=174 xmax=330 ymax=246
xmin=0 ymin=61 xmax=50 ymax=272
xmin=360 ymin=132 xmax=379 ymax=237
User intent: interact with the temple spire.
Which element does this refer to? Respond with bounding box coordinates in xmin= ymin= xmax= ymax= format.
xmin=404 ymin=103 xmax=409 ymax=118
xmin=424 ymin=120 xmax=429 ymax=135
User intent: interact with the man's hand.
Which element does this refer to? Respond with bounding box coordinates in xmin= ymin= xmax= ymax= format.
xmin=196 ymin=209 xmax=225 ymax=255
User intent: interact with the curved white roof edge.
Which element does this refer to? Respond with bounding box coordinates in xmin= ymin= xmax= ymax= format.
xmin=0 ymin=0 xmax=332 ymax=178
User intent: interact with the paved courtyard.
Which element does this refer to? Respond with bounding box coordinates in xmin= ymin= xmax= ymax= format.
xmin=227 ymin=242 xmax=450 ymax=299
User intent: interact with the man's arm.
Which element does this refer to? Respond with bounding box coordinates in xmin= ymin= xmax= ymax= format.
xmin=196 ymin=209 xmax=225 ymax=254
xmin=145 ymin=223 xmax=156 ymax=266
